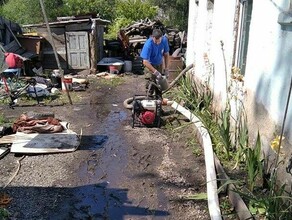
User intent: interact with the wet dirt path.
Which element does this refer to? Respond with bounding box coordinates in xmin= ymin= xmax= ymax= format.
xmin=0 ymin=74 xmax=209 ymax=220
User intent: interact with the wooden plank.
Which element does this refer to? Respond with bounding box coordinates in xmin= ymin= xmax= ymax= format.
xmin=10 ymin=122 xmax=80 ymax=154
xmin=0 ymin=134 xmax=16 ymax=144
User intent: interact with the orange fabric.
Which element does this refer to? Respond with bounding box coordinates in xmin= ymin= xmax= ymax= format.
xmin=13 ymin=114 xmax=64 ymax=133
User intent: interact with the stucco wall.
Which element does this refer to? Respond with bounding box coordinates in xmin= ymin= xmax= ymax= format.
xmin=187 ymin=0 xmax=237 ymax=106
xmin=244 ymin=0 xmax=292 ymax=185
xmin=186 ymin=0 xmax=292 ymax=185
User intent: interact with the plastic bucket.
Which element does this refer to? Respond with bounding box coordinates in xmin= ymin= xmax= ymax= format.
xmin=123 ymin=60 xmax=132 ymax=72
xmin=62 ymin=75 xmax=73 ymax=91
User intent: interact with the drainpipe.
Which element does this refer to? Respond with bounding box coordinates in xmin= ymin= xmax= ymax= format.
xmin=232 ymin=0 xmax=241 ymax=67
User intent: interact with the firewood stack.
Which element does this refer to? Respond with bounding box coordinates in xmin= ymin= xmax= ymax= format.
xmin=120 ymin=18 xmax=186 ymax=55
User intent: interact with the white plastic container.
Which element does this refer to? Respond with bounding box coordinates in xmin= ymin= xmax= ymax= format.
xmin=124 ymin=60 xmax=132 ymax=72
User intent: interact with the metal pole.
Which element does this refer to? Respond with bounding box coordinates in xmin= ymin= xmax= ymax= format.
xmin=39 ymin=0 xmax=72 ymax=104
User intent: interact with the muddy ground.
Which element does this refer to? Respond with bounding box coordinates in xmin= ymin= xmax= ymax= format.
xmin=0 ymin=71 xmax=209 ymax=220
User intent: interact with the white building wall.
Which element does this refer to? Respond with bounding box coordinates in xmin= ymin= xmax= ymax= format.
xmin=245 ymin=0 xmax=288 ymax=126
xmin=209 ymin=0 xmax=237 ymax=106
xmin=187 ymin=0 xmax=292 ymax=186
xmin=186 ymin=0 xmax=198 ymax=66
xmin=243 ymin=0 xmax=292 ymax=184
xmin=187 ymin=0 xmax=237 ymax=106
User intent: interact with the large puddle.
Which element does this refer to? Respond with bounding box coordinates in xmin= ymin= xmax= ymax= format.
xmin=56 ymin=108 xmax=170 ymax=219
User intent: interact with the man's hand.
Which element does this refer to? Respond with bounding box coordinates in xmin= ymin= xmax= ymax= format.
xmin=164 ymin=68 xmax=169 ymax=78
xmin=154 ymin=70 xmax=162 ymax=79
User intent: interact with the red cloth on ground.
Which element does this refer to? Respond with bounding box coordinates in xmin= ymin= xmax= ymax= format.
xmin=12 ymin=114 xmax=64 ymax=134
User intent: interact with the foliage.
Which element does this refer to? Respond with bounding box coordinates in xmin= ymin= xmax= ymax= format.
xmin=244 ymin=132 xmax=263 ymax=192
xmin=62 ymin=0 xmax=116 ymax=20
xmin=0 ymin=0 xmax=63 ymax=24
xmin=1 ymin=0 xmax=41 ymax=24
xmin=98 ymin=77 xmax=125 ymax=87
xmin=0 ymin=0 xmax=186 ymax=39
xmin=0 ymin=112 xmax=9 ymax=125
xmin=115 ymin=0 xmax=157 ymax=22
xmin=148 ymin=0 xmax=189 ymax=30
xmin=235 ymin=182 xmax=292 ymax=219
xmin=105 ymin=0 xmax=158 ymax=39
xmin=0 ymin=0 xmax=115 ymax=25
xmin=0 ymin=207 xmax=9 ymax=219
xmin=217 ymin=104 xmax=232 ymax=159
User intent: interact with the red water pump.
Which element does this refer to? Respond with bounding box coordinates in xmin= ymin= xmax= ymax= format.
xmin=132 ymin=97 xmax=162 ymax=128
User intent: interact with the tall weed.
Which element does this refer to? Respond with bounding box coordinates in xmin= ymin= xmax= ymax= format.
xmin=243 ymin=132 xmax=263 ymax=192
xmin=217 ymin=105 xmax=232 ymax=159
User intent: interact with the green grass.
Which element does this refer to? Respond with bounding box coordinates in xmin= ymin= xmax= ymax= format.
xmin=0 ymin=207 xmax=9 ymax=220
xmin=98 ymin=77 xmax=125 ymax=87
xmin=0 ymin=113 xmax=11 ymax=126
xmin=186 ymin=138 xmax=203 ymax=156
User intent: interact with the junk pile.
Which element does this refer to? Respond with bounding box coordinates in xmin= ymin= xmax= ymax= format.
xmin=0 ymin=69 xmax=89 ymax=105
xmin=0 ymin=111 xmax=80 ymax=155
xmin=121 ymin=18 xmax=186 ymax=53
xmin=103 ymin=19 xmax=186 ymax=75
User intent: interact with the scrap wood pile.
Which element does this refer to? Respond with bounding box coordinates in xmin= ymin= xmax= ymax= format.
xmin=119 ymin=18 xmax=187 ymax=54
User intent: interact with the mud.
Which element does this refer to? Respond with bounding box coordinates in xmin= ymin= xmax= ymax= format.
xmin=0 ymin=72 xmax=209 ymax=219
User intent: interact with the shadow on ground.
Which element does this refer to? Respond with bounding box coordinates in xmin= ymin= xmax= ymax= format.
xmin=3 ymin=182 xmax=169 ymax=219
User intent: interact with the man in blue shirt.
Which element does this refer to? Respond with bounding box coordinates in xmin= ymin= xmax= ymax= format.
xmin=140 ymin=29 xmax=170 ymax=80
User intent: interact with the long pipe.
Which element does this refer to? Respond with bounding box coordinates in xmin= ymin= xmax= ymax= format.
xmin=123 ymin=63 xmax=223 ymax=218
xmin=163 ymin=63 xmax=194 ymax=94
xmin=171 ymin=101 xmax=222 ymax=220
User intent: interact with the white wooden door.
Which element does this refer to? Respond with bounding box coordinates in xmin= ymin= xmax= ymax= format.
xmin=66 ymin=31 xmax=89 ymax=69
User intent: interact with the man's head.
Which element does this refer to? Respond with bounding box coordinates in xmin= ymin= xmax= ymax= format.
xmin=152 ymin=29 xmax=163 ymax=44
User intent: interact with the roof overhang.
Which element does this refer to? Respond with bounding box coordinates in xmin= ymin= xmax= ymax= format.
xmin=22 ymin=18 xmax=110 ymax=28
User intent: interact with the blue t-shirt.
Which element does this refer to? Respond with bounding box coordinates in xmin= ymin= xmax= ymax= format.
xmin=140 ymin=36 xmax=170 ymax=66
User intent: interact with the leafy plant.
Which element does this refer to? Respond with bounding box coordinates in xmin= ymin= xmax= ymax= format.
xmin=233 ymin=113 xmax=249 ymax=169
xmin=186 ymin=137 xmax=202 ymax=156
xmin=148 ymin=0 xmax=189 ymax=30
xmin=217 ymin=104 xmax=232 ymax=159
xmin=0 ymin=207 xmax=9 ymax=220
xmin=172 ymin=75 xmax=200 ymax=111
xmin=235 ymin=182 xmax=292 ymax=219
xmin=0 ymin=0 xmax=62 ymax=24
xmin=243 ymin=132 xmax=263 ymax=192
xmin=105 ymin=0 xmax=158 ymax=39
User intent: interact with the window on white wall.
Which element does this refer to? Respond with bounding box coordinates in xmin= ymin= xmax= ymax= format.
xmin=236 ymin=0 xmax=253 ymax=75
xmin=277 ymin=1 xmax=292 ymax=26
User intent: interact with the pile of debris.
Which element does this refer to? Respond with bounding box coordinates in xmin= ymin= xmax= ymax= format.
xmin=117 ymin=18 xmax=187 ymax=56
xmin=121 ymin=18 xmax=186 ymax=51
xmin=104 ymin=19 xmax=187 ymax=59
xmin=103 ymin=19 xmax=186 ymax=75
xmin=0 ymin=111 xmax=80 ymax=155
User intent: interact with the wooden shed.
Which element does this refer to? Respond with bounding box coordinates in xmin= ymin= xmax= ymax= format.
xmin=22 ymin=16 xmax=110 ymax=73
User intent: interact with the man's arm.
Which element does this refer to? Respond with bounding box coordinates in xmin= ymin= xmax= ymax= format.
xmin=163 ymin=52 xmax=169 ymax=70
xmin=143 ymin=59 xmax=162 ymax=78
xmin=142 ymin=59 xmax=156 ymax=73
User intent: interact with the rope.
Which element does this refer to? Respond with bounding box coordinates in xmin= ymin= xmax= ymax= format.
xmin=3 ymin=155 xmax=26 ymax=189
